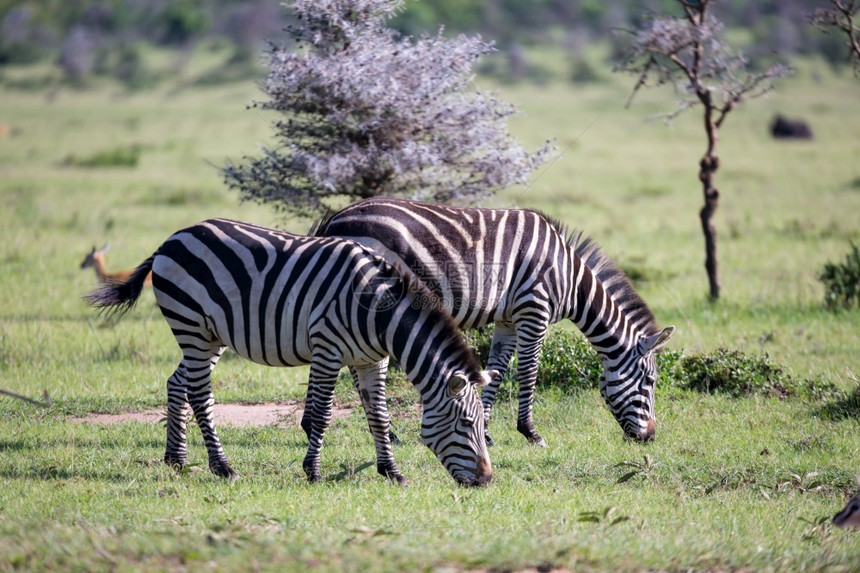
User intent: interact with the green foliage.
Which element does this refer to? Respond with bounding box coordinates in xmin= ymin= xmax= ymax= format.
xmin=680 ymin=348 xmax=791 ymax=397
xmin=677 ymin=348 xmax=839 ymax=399
xmin=535 ymin=329 xmax=601 ymax=391
xmin=63 ymin=145 xmax=140 ymax=168
xmin=819 ymin=242 xmax=860 ymax=310
xmin=113 ymin=43 xmax=157 ymax=91
xmin=469 ymin=328 xmax=836 ymax=401
xmin=466 ymin=326 xmax=601 ymax=394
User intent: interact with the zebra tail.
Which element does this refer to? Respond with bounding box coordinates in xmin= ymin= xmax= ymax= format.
xmin=82 ymin=255 xmax=155 ymax=319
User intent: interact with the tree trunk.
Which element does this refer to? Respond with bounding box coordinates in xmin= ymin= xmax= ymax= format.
xmin=698 ymin=153 xmax=721 ymax=300
xmin=700 ymin=105 xmax=721 ymax=300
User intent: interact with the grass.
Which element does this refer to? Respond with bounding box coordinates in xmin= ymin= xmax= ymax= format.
xmin=1 ymin=43 xmax=860 ymax=571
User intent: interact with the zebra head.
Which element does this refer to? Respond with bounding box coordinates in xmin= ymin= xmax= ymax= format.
xmin=421 ymin=370 xmax=493 ymax=486
xmin=598 ymin=326 xmax=674 ymax=442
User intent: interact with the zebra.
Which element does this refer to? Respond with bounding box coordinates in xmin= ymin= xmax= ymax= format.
xmin=84 ymin=218 xmax=493 ymax=486
xmin=313 ymin=198 xmax=675 ymax=446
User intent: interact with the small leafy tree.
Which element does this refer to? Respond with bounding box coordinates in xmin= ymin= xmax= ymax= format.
xmin=614 ymin=0 xmax=791 ymax=300
xmin=223 ymin=0 xmax=552 ymax=218
xmin=809 ymin=0 xmax=860 ymax=73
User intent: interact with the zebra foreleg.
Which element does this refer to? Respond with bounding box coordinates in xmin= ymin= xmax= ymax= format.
xmin=480 ymin=324 xmax=517 ymax=446
xmin=303 ymin=359 xmax=341 ymax=483
xmin=354 ymin=359 xmax=406 ymax=485
xmin=350 ymin=364 xmax=402 ymax=447
xmin=514 ymin=328 xmax=547 ymax=447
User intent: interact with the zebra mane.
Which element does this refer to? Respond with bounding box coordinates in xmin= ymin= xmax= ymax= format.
xmin=370 ymin=250 xmax=484 ymax=377
xmin=536 ymin=211 xmax=660 ymax=336
xmin=307 ymin=206 xmax=337 ymax=237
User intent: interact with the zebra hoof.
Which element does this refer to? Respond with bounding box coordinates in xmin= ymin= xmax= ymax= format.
xmin=529 ymin=436 xmax=548 ymax=448
xmin=377 ymin=464 xmax=407 ymax=485
xmin=517 ymin=422 xmax=546 ymax=447
xmin=210 ymin=461 xmax=239 ymax=481
xmin=485 ymin=434 xmax=495 ymax=447
xmin=303 ymin=461 xmax=322 ymax=483
xmin=164 ymin=456 xmax=187 ymax=471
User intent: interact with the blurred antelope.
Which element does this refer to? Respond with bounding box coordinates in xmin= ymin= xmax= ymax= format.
xmin=80 ymin=243 xmax=152 ymax=287
xmin=833 ymin=478 xmax=860 ymax=528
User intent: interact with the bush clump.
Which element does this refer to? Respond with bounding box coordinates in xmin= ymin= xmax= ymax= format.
xmin=466 ymin=327 xmax=835 ymax=401
xmin=465 ymin=326 xmax=601 ymax=395
xmin=680 ymin=348 xmax=791 ymax=397
xmin=677 ymin=348 xmax=838 ymax=399
xmin=819 ymin=242 xmax=860 ymax=310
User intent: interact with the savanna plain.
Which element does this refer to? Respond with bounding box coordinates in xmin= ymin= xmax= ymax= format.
xmin=0 ymin=47 xmax=859 ymax=571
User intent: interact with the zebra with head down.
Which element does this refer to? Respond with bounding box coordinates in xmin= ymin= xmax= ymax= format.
xmin=85 ymin=218 xmax=492 ymax=486
xmin=314 ymin=198 xmax=675 ymax=446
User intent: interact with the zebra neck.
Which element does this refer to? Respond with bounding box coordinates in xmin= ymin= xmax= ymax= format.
xmin=566 ymin=256 xmax=632 ymax=356
xmin=377 ymin=298 xmax=462 ymax=404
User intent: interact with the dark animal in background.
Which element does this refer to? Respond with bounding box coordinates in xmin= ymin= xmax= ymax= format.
xmin=770 ymin=115 xmax=813 ymax=140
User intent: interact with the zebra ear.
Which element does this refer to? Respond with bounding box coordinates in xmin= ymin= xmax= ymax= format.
xmin=479 ymin=370 xmax=499 ymax=387
xmin=448 ymin=373 xmax=469 ymax=396
xmin=642 ymin=326 xmax=675 ymax=354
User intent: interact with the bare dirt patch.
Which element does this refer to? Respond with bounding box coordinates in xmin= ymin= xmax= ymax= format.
xmin=72 ymin=401 xmax=354 ymax=428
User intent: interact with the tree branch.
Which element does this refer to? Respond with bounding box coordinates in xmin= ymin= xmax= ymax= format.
xmin=809 ymin=0 xmax=860 ymax=71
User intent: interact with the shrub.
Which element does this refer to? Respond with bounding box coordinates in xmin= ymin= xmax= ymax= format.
xmin=678 ymin=348 xmax=838 ymax=399
xmin=535 ymin=329 xmax=602 ymax=392
xmin=819 ymin=242 xmax=860 ymax=310
xmin=466 ymin=326 xmax=602 ymax=394
xmin=223 ymin=0 xmax=552 ymax=218
xmin=466 ymin=328 xmax=834 ymax=401
xmin=680 ymin=348 xmax=792 ymax=397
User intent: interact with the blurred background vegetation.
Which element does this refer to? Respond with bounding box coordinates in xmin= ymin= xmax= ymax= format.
xmin=0 ymin=0 xmax=854 ymax=91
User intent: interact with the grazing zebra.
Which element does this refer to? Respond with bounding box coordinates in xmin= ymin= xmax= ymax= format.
xmin=85 ymin=218 xmax=492 ymax=486
xmin=313 ymin=198 xmax=674 ymax=446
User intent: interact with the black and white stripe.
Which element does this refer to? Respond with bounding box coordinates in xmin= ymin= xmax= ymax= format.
xmin=313 ymin=198 xmax=674 ymax=445
xmin=85 ymin=218 xmax=492 ymax=486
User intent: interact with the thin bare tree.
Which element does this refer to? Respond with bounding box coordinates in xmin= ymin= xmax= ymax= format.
xmin=809 ymin=0 xmax=860 ymax=73
xmin=614 ymin=0 xmax=791 ymax=300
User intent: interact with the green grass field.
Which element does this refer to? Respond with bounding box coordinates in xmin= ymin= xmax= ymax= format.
xmin=1 ymin=46 xmax=859 ymax=571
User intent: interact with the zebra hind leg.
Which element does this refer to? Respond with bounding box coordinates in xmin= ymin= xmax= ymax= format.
xmin=182 ymin=346 xmax=237 ymax=479
xmin=163 ymin=366 xmax=190 ymax=470
xmin=303 ymin=359 xmax=341 ymax=483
